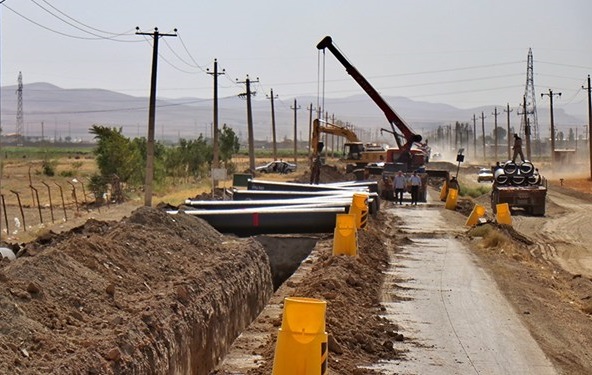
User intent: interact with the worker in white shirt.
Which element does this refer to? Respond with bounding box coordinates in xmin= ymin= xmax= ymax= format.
xmin=409 ymin=171 xmax=422 ymax=205
xmin=393 ymin=170 xmax=407 ymax=205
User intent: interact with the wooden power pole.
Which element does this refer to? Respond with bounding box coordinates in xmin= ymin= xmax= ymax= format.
xmin=480 ymin=112 xmax=487 ymax=161
xmin=504 ymin=104 xmax=513 ymax=160
xmin=541 ymin=89 xmax=562 ymax=163
xmin=291 ymin=99 xmax=301 ymax=164
xmin=266 ymin=89 xmax=279 ymax=161
xmin=238 ymin=75 xmax=259 ymax=173
xmin=492 ymin=107 xmax=499 ymax=162
xmin=583 ymin=75 xmax=592 ymax=179
xmin=207 ymin=59 xmax=224 ymax=169
xmin=472 ymin=114 xmax=477 ymax=159
xmin=136 ymin=27 xmax=177 ymax=207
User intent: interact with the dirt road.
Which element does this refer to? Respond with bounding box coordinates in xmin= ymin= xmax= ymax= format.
xmin=370 ymin=196 xmax=557 ymax=374
xmin=511 ymin=186 xmax=592 ymax=279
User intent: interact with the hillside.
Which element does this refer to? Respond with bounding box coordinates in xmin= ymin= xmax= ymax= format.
xmin=0 ymin=82 xmax=586 ymax=144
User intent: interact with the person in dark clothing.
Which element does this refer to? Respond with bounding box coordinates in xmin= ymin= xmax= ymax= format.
xmin=512 ymin=133 xmax=525 ymax=163
xmin=310 ymin=142 xmax=324 ymax=184
xmin=409 ymin=171 xmax=422 ymax=205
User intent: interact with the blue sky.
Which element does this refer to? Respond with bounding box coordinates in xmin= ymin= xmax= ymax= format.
xmin=1 ymin=0 xmax=591 ymax=113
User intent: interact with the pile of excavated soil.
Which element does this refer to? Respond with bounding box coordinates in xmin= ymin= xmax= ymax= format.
xmin=0 ymin=207 xmax=272 ymax=374
xmin=296 ymin=164 xmax=353 ymax=184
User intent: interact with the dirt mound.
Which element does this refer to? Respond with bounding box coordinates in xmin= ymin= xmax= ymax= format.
xmin=295 ymin=164 xmax=352 ymax=184
xmin=0 ymin=207 xmax=272 ymax=374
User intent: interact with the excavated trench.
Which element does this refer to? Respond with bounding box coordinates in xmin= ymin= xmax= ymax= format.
xmin=254 ymin=235 xmax=320 ymax=291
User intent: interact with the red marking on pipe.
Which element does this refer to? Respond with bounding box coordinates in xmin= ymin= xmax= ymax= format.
xmin=253 ymin=212 xmax=259 ymax=226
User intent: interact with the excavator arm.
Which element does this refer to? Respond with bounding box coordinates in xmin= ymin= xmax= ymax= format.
xmin=316 ymin=36 xmax=423 ymax=159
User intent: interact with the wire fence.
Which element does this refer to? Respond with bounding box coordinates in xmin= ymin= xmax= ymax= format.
xmin=0 ymin=178 xmax=116 ymax=240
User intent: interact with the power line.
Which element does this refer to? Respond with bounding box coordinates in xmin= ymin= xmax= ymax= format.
xmin=38 ymin=0 xmax=126 ymax=36
xmin=3 ymin=2 xmax=139 ymax=41
xmin=534 ymin=60 xmax=592 ymax=71
xmin=30 ymin=0 xmax=125 ymax=40
xmin=162 ymin=38 xmax=201 ymax=70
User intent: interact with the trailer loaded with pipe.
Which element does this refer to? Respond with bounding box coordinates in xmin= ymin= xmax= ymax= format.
xmin=490 ymin=161 xmax=547 ymax=216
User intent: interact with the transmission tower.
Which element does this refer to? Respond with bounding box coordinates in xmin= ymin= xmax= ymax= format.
xmin=16 ymin=71 xmax=24 ymax=145
xmin=520 ymin=49 xmax=539 ymax=143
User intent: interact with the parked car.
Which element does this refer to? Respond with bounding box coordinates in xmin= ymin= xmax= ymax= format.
xmin=477 ymin=167 xmax=494 ymax=182
xmin=255 ymin=160 xmax=297 ymax=174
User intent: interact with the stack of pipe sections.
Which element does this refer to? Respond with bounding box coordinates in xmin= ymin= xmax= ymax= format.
xmin=494 ymin=161 xmax=540 ymax=186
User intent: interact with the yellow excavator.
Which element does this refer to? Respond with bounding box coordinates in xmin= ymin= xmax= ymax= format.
xmin=311 ymin=118 xmax=386 ymax=171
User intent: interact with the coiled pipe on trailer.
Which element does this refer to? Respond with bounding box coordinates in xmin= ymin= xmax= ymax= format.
xmin=519 ymin=161 xmax=534 ymax=176
xmin=503 ymin=161 xmax=518 ymax=176
xmin=494 ymin=169 xmax=509 ymax=185
xmin=511 ymin=173 xmax=526 ymax=186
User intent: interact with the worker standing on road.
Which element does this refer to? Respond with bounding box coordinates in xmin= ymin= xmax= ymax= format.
xmin=410 ymin=171 xmax=422 ymax=205
xmin=512 ymin=133 xmax=525 ymax=163
xmin=393 ymin=170 xmax=407 ymax=205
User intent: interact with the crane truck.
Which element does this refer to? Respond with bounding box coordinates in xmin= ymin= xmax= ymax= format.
xmin=315 ymin=36 xmax=448 ymax=202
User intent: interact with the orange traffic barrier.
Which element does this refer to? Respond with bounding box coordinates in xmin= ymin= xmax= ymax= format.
xmin=272 ymin=297 xmax=328 ymax=375
xmin=465 ymin=204 xmax=486 ymax=226
xmin=445 ymin=188 xmax=458 ymax=210
xmin=332 ymin=213 xmax=358 ymax=256
xmin=348 ymin=193 xmax=369 ymax=229
xmin=496 ymin=203 xmax=512 ymax=225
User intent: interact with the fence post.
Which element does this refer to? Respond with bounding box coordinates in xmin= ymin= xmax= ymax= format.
xmin=41 ymin=181 xmax=55 ymax=223
xmin=0 ymin=194 xmax=8 ymax=237
xmin=77 ymin=179 xmax=89 ymax=212
xmin=29 ymin=185 xmax=43 ymax=224
xmin=9 ymin=190 xmax=27 ymax=232
xmin=54 ymin=182 xmax=68 ymax=221
xmin=67 ymin=180 xmax=79 ymax=213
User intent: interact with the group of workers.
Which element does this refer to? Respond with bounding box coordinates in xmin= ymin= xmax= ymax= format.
xmin=392 ymin=170 xmax=423 ymax=205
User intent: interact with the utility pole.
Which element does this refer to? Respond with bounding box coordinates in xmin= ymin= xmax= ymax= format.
xmin=207 ymin=59 xmax=225 ymax=168
xmin=237 ymin=75 xmax=259 ymax=173
xmin=472 ymin=114 xmax=477 ymax=159
xmin=136 ymin=27 xmax=177 ymax=207
xmin=16 ymin=72 xmax=24 ymax=146
xmin=583 ymin=75 xmax=592 ymax=179
xmin=518 ymin=95 xmax=532 ymax=160
xmin=266 ymin=89 xmax=278 ymax=161
xmin=291 ymin=99 xmax=301 ymax=164
xmin=492 ymin=107 xmax=499 ymax=162
xmin=541 ymin=89 xmax=561 ymax=163
xmin=307 ymin=103 xmax=314 ymax=159
xmin=480 ymin=112 xmax=487 ymax=161
xmin=504 ymin=104 xmax=513 ymax=160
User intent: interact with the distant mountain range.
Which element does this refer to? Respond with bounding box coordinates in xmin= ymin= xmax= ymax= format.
xmin=0 ymin=82 xmax=587 ymax=143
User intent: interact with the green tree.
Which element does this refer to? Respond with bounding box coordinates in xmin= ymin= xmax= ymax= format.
xmin=164 ymin=136 xmax=212 ymax=180
xmin=90 ymin=125 xmax=144 ymax=186
xmin=219 ymin=124 xmax=240 ymax=163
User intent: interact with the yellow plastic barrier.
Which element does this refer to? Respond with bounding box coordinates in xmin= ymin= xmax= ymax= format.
xmin=332 ymin=213 xmax=358 ymax=256
xmin=272 ymin=297 xmax=328 ymax=375
xmin=496 ymin=203 xmax=512 ymax=225
xmin=439 ymin=180 xmax=448 ymax=201
xmin=465 ymin=204 xmax=486 ymax=226
xmin=445 ymin=188 xmax=458 ymax=210
xmin=348 ymin=193 xmax=369 ymax=229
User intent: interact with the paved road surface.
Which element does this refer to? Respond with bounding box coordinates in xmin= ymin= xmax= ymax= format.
xmin=370 ymin=200 xmax=557 ymax=374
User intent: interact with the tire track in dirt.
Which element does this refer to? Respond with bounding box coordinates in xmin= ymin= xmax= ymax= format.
xmin=513 ymin=188 xmax=592 ymax=278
